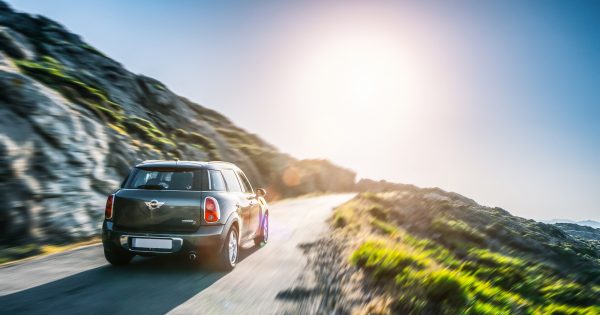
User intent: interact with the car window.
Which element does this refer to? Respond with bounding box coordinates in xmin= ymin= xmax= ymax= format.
xmin=236 ymin=170 xmax=253 ymax=193
xmin=126 ymin=168 xmax=207 ymax=191
xmin=222 ymin=169 xmax=242 ymax=192
xmin=209 ymin=170 xmax=226 ymax=191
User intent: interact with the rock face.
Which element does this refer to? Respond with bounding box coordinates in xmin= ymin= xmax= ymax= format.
xmin=0 ymin=2 xmax=356 ymax=245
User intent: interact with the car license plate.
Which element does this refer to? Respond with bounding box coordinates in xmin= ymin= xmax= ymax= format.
xmin=132 ymin=238 xmax=173 ymax=249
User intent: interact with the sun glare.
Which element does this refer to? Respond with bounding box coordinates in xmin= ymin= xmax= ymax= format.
xmin=288 ymin=25 xmax=440 ymax=152
xmin=302 ymin=35 xmax=410 ymax=110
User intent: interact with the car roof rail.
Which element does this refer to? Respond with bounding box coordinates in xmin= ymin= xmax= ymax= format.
xmin=140 ymin=159 xmax=167 ymax=163
xmin=208 ymin=161 xmax=237 ymax=167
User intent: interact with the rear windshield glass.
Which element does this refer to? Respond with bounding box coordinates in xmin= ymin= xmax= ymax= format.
xmin=124 ymin=168 xmax=207 ymax=191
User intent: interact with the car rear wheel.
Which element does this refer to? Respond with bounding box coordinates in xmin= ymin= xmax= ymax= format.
xmin=254 ymin=212 xmax=269 ymax=246
xmin=104 ymin=249 xmax=134 ymax=266
xmin=216 ymin=227 xmax=238 ymax=271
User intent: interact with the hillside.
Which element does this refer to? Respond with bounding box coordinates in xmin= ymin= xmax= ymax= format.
xmin=283 ymin=184 xmax=600 ymax=314
xmin=0 ymin=1 xmax=355 ymax=248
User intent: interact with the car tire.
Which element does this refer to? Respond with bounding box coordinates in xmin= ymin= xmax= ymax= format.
xmin=254 ymin=212 xmax=269 ymax=246
xmin=104 ymin=249 xmax=134 ymax=266
xmin=216 ymin=227 xmax=239 ymax=271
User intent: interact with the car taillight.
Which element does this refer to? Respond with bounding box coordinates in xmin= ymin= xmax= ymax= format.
xmin=105 ymin=194 xmax=114 ymax=219
xmin=204 ymin=196 xmax=220 ymax=223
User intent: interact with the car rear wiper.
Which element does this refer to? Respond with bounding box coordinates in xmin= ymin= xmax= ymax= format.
xmin=136 ymin=184 xmax=165 ymax=190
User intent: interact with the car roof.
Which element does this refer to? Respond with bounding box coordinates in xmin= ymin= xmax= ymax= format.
xmin=135 ymin=160 xmax=241 ymax=171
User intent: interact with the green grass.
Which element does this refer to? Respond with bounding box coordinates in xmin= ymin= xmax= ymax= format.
xmin=123 ymin=116 xmax=175 ymax=149
xmin=15 ymin=56 xmax=124 ymax=123
xmin=350 ymin=240 xmax=427 ymax=280
xmin=339 ymin=192 xmax=600 ymax=315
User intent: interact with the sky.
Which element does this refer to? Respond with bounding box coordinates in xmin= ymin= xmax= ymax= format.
xmin=7 ymin=0 xmax=600 ymax=221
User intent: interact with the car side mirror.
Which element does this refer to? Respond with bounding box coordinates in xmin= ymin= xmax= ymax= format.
xmin=256 ymin=188 xmax=267 ymax=197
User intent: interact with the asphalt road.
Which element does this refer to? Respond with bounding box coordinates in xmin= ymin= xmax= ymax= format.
xmin=0 ymin=194 xmax=354 ymax=315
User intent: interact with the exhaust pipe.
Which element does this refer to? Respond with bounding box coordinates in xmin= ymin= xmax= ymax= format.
xmin=188 ymin=252 xmax=198 ymax=261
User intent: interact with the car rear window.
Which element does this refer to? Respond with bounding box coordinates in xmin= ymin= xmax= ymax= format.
xmin=125 ymin=168 xmax=207 ymax=191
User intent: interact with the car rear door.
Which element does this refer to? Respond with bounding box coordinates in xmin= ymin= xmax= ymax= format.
xmin=221 ymin=169 xmax=253 ymax=238
xmin=237 ymin=170 xmax=260 ymax=235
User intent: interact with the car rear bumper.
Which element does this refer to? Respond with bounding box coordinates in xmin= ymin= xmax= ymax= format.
xmin=102 ymin=221 xmax=226 ymax=256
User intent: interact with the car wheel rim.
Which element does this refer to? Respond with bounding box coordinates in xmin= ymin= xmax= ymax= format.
xmin=263 ymin=215 xmax=269 ymax=242
xmin=228 ymin=230 xmax=237 ymax=265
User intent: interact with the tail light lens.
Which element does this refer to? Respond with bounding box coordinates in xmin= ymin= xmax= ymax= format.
xmin=105 ymin=194 xmax=114 ymax=219
xmin=204 ymin=196 xmax=220 ymax=223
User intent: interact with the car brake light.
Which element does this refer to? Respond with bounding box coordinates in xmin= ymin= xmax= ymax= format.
xmin=105 ymin=194 xmax=114 ymax=219
xmin=204 ymin=196 xmax=220 ymax=223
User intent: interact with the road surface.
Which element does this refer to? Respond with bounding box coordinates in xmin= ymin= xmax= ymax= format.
xmin=0 ymin=194 xmax=354 ymax=315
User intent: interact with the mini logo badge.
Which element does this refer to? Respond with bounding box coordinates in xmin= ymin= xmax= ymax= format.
xmin=145 ymin=200 xmax=165 ymax=210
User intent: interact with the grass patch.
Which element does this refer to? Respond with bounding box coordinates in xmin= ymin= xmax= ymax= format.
xmin=351 ymin=240 xmax=427 ymax=280
xmin=371 ymin=218 xmax=398 ymax=235
xmin=15 ymin=56 xmax=124 ymax=123
xmin=123 ymin=116 xmax=175 ymax=149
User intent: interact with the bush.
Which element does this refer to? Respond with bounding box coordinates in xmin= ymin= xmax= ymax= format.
xmin=351 ymin=240 xmax=424 ymax=280
xmin=368 ymin=205 xmax=388 ymax=220
xmin=541 ymin=282 xmax=598 ymax=306
xmin=332 ymin=205 xmax=355 ymax=228
xmin=371 ymin=219 xmax=398 ymax=235
xmin=424 ymin=269 xmax=468 ymax=307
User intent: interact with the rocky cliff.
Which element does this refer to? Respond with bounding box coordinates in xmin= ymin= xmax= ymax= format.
xmin=0 ymin=1 xmax=355 ymax=245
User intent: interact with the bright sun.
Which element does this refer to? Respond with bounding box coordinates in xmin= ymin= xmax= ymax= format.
xmin=303 ymin=36 xmax=409 ymax=110
xmin=284 ymin=21 xmax=452 ymax=159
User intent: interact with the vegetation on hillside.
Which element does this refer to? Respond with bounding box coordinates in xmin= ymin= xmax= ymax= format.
xmin=330 ymin=189 xmax=600 ymax=314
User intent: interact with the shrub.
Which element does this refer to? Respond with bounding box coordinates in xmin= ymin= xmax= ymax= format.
xmin=539 ymin=304 xmax=600 ymax=315
xmin=541 ymin=281 xmax=598 ymax=306
xmin=467 ymin=248 xmax=525 ymax=268
xmin=371 ymin=219 xmax=398 ymax=235
xmin=332 ymin=204 xmax=355 ymax=228
xmin=368 ymin=205 xmax=388 ymax=220
xmin=424 ymin=269 xmax=468 ymax=307
xmin=351 ymin=240 xmax=425 ymax=280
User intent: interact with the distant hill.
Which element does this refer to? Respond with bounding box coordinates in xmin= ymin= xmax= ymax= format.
xmin=542 ymin=219 xmax=600 ymax=229
xmin=554 ymin=223 xmax=600 ymax=242
xmin=0 ymin=1 xmax=355 ymax=246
